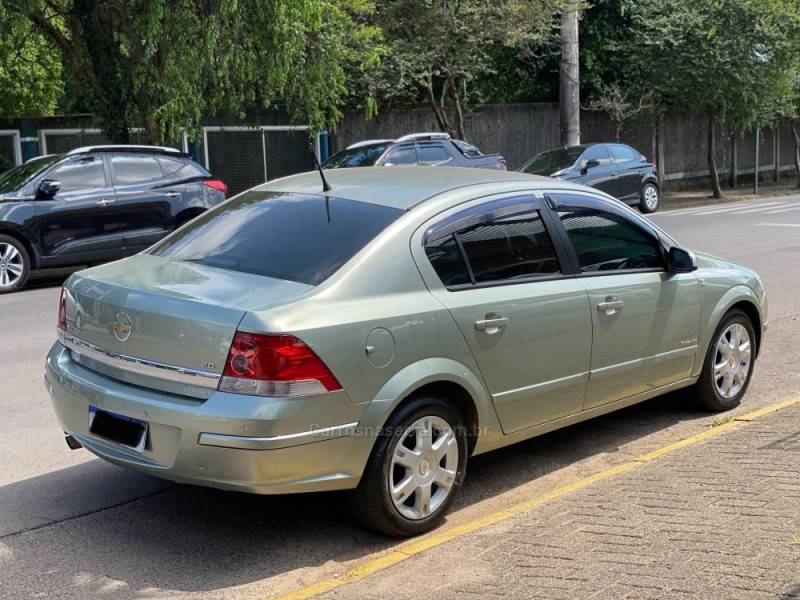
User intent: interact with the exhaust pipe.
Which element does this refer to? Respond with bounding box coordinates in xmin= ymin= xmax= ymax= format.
xmin=65 ymin=434 xmax=83 ymax=450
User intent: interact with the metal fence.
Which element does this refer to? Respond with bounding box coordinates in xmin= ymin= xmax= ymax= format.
xmin=30 ymin=125 xmax=317 ymax=196
xmin=0 ymin=130 xmax=22 ymax=171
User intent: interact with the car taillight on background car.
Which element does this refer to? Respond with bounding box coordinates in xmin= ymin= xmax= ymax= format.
xmin=57 ymin=288 xmax=67 ymax=342
xmin=219 ymin=332 xmax=342 ymax=397
xmin=203 ymin=178 xmax=228 ymax=196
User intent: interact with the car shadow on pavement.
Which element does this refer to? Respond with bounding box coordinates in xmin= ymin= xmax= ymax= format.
xmin=0 ymin=390 xmax=709 ymax=598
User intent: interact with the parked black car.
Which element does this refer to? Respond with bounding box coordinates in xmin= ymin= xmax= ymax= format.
xmin=323 ymin=132 xmax=508 ymax=170
xmin=518 ymin=143 xmax=660 ymax=213
xmin=0 ymin=145 xmax=227 ymax=293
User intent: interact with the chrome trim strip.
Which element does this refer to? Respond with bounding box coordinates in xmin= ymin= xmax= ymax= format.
xmin=60 ymin=332 xmax=220 ymax=389
xmin=197 ymin=422 xmax=360 ymax=451
xmin=493 ymin=371 xmax=589 ymax=400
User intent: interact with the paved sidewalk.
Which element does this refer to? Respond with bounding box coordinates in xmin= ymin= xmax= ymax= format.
xmin=662 ymin=183 xmax=799 ymax=209
xmin=321 ymin=404 xmax=800 ymax=599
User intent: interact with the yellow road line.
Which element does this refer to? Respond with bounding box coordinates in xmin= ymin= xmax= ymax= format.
xmin=273 ymin=395 xmax=800 ymax=600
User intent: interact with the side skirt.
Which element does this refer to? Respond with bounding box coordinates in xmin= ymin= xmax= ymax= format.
xmin=472 ymin=377 xmax=699 ymax=456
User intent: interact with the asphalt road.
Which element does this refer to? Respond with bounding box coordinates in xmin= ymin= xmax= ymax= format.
xmin=1 ymin=194 xmax=799 ymax=599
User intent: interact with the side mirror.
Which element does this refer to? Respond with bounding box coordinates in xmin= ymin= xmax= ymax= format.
xmin=580 ymin=159 xmax=600 ymax=175
xmin=37 ymin=179 xmax=61 ymax=199
xmin=667 ymin=246 xmax=696 ymax=273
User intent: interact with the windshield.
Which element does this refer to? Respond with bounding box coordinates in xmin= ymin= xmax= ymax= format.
xmin=323 ymin=143 xmax=390 ymax=169
xmin=0 ymin=155 xmax=62 ymax=194
xmin=150 ymin=191 xmax=402 ymax=285
xmin=519 ymin=147 xmax=585 ymax=176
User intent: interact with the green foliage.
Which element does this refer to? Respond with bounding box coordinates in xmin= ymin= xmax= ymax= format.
xmin=617 ymin=0 xmax=800 ymax=131
xmin=366 ymin=0 xmax=564 ymax=137
xmin=8 ymin=0 xmax=382 ymax=142
xmin=0 ymin=5 xmax=62 ymax=117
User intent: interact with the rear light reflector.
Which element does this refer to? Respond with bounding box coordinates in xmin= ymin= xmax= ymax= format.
xmin=203 ymin=178 xmax=228 ymax=195
xmin=219 ymin=332 xmax=342 ymax=397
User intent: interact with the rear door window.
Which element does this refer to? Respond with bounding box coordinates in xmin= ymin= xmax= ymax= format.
xmin=383 ymin=146 xmax=418 ymax=166
xmin=424 ymin=204 xmax=561 ymax=287
xmin=150 ymin=192 xmax=402 ymax=285
xmin=418 ymin=144 xmax=450 ymax=165
xmin=111 ymin=155 xmax=165 ymax=185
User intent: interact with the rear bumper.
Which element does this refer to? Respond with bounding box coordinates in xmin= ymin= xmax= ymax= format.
xmin=45 ymin=342 xmax=371 ymax=494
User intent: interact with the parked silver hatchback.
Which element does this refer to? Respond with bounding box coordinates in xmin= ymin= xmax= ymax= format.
xmin=46 ymin=167 xmax=767 ymax=536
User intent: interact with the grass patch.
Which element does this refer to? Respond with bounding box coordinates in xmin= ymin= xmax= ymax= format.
xmin=710 ymin=413 xmax=737 ymax=427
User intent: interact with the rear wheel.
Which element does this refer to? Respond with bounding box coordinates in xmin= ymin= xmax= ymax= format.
xmin=639 ymin=182 xmax=660 ymax=213
xmin=0 ymin=235 xmax=31 ymax=294
xmin=348 ymin=394 xmax=468 ymax=537
xmin=692 ymin=309 xmax=755 ymax=411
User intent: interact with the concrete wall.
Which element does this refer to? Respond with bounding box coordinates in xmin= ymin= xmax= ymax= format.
xmin=331 ymin=103 xmax=799 ymax=189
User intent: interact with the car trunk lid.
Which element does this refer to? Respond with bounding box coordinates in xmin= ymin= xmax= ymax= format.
xmin=61 ymin=254 xmax=312 ymax=399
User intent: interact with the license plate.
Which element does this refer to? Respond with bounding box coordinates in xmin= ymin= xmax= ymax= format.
xmin=88 ymin=406 xmax=148 ymax=453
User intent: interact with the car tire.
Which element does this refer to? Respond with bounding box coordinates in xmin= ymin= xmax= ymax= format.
xmin=692 ymin=309 xmax=756 ymax=412
xmin=639 ymin=182 xmax=660 ymax=213
xmin=347 ymin=394 xmax=468 ymax=537
xmin=0 ymin=234 xmax=31 ymax=294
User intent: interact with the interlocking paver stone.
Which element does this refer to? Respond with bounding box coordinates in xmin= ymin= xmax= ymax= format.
xmin=321 ymin=404 xmax=800 ymax=599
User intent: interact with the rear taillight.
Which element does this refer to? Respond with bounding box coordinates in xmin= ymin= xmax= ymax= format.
xmin=219 ymin=332 xmax=342 ymax=397
xmin=203 ymin=178 xmax=228 ymax=196
xmin=57 ymin=288 xmax=67 ymax=342
xmin=652 ymin=162 xmax=658 ymax=173
xmin=498 ymin=157 xmax=508 ymax=170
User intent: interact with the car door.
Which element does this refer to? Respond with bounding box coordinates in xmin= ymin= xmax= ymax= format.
xmin=31 ymin=154 xmax=121 ymax=261
xmin=548 ymin=192 xmax=701 ymax=410
xmin=108 ymin=154 xmax=177 ymax=252
xmin=577 ymin=145 xmax=617 ymax=196
xmin=609 ymin=144 xmax=643 ymax=201
xmin=413 ymin=194 xmax=593 ymax=434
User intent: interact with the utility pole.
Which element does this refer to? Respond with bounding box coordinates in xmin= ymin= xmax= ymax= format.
xmin=559 ymin=4 xmax=580 ymax=147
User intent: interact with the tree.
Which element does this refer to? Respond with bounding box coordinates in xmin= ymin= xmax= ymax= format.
xmin=584 ymin=81 xmax=651 ymax=142
xmin=559 ymin=2 xmax=580 ymax=146
xmin=371 ymin=0 xmax=563 ymax=140
xmin=618 ymin=0 xmax=799 ymax=198
xmin=0 ymin=5 xmax=62 ymax=118
xmin=7 ymin=0 xmax=382 ymax=144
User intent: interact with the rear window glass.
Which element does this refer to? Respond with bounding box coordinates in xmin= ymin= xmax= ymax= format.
xmin=150 ymin=192 xmax=402 ymax=285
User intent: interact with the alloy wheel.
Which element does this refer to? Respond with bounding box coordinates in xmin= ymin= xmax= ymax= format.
xmin=713 ymin=323 xmax=752 ymax=399
xmin=644 ymin=185 xmax=659 ymax=210
xmin=389 ymin=415 xmax=460 ymax=520
xmin=0 ymin=243 xmax=24 ymax=289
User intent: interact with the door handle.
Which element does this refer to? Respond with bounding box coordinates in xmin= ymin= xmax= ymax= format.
xmin=474 ymin=316 xmax=509 ymax=333
xmin=164 ymin=192 xmax=181 ymax=198
xmin=597 ymin=297 xmax=624 ymax=315
xmin=96 ymin=198 xmax=114 ymax=206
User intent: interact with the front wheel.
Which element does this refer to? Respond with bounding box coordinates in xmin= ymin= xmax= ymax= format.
xmin=692 ymin=309 xmax=756 ymax=411
xmin=348 ymin=395 xmax=468 ymax=537
xmin=0 ymin=235 xmax=31 ymax=294
xmin=639 ymin=182 xmax=660 ymax=213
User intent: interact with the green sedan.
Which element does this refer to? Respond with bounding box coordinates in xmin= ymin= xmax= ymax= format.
xmin=45 ymin=167 xmax=767 ymax=536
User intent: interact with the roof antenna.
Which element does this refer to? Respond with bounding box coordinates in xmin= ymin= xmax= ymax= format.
xmin=309 ymin=141 xmax=332 ymax=193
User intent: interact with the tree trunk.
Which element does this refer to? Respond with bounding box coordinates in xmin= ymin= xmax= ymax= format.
xmin=144 ymin=113 xmax=162 ymax=145
xmin=791 ymin=120 xmax=800 ymax=189
xmin=707 ymin=112 xmax=722 ymax=199
xmin=559 ymin=5 xmax=580 ymax=146
xmin=446 ymin=73 xmax=465 ymax=140
xmin=426 ymin=74 xmax=450 ymax=134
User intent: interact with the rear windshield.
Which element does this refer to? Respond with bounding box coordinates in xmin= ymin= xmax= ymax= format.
xmin=149 ymin=192 xmax=402 ymax=285
xmin=323 ymin=143 xmax=390 ymax=168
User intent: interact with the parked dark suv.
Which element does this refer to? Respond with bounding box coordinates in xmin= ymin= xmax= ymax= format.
xmin=323 ymin=133 xmax=507 ymax=171
xmin=518 ymin=143 xmax=660 ymax=213
xmin=0 ymin=145 xmax=227 ymax=293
